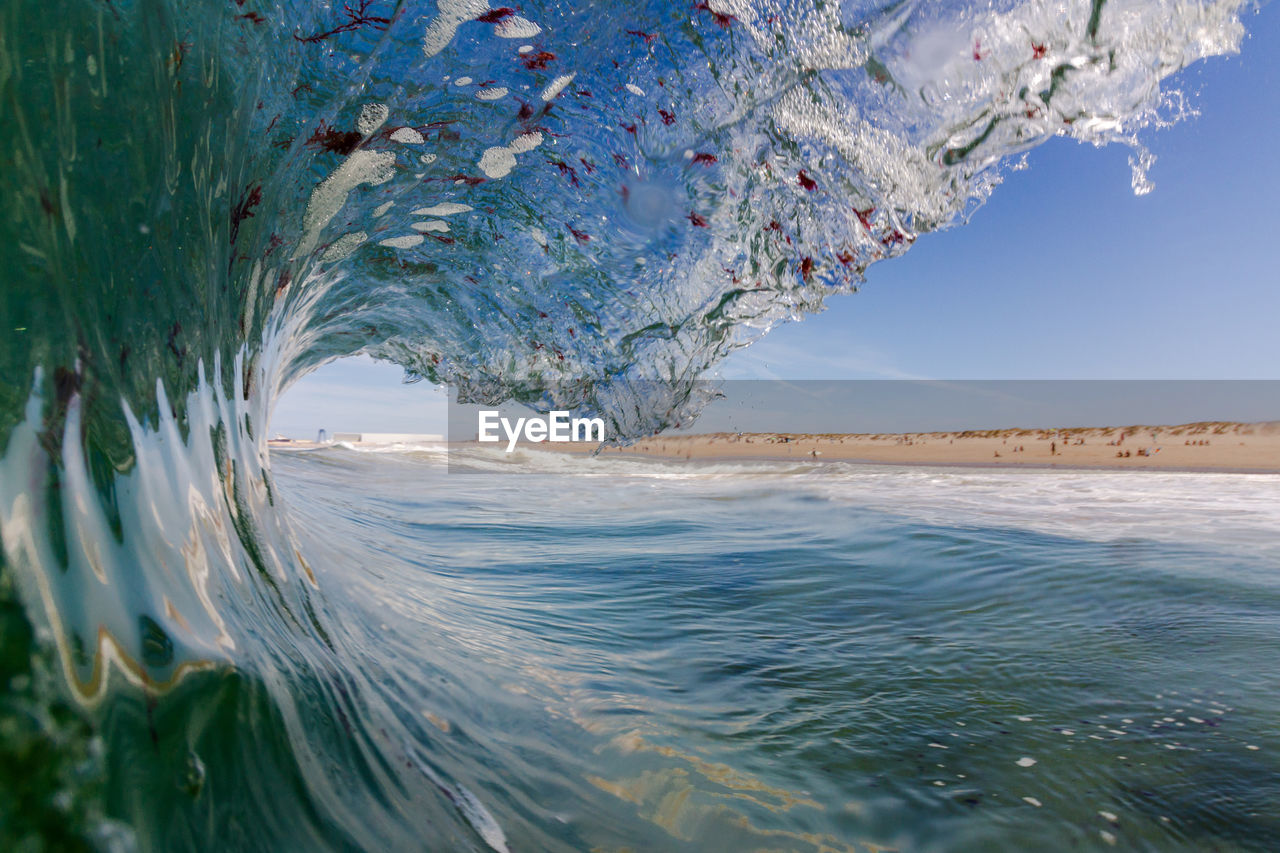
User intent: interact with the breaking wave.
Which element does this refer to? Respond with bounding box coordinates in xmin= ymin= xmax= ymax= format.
xmin=0 ymin=0 xmax=1258 ymax=848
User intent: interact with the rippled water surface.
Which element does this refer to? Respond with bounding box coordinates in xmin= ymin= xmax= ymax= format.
xmin=266 ymin=447 xmax=1280 ymax=851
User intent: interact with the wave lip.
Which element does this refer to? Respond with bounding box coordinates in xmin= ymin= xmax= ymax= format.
xmin=245 ymin=0 xmax=1248 ymax=437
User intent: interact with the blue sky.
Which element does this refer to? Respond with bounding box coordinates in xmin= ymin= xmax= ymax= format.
xmin=270 ymin=5 xmax=1278 ymax=438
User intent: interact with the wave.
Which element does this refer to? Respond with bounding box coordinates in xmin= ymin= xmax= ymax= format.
xmin=0 ymin=0 xmax=1255 ymax=848
xmin=375 ymin=442 xmax=1280 ymax=558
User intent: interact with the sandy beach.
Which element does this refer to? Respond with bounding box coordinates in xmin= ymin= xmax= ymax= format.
xmin=533 ymin=421 xmax=1280 ymax=472
xmin=266 ymin=421 xmax=1280 ymax=472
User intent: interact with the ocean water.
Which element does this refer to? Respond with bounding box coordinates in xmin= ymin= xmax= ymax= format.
xmin=1 ymin=0 xmax=1276 ymax=849
xmin=283 ymin=446 xmax=1280 ymax=851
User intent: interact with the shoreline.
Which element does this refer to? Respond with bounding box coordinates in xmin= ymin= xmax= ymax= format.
xmin=576 ymin=451 xmax=1280 ymax=476
xmin=269 ymin=420 xmax=1280 ymax=473
xmin=530 ymin=420 xmax=1280 ymax=473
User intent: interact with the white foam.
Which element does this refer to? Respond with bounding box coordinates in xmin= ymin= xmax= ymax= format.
xmin=509 ymin=131 xmax=542 ymax=154
xmin=478 ymin=146 xmax=517 ymax=179
xmin=494 ymin=16 xmax=541 ymax=39
xmin=390 ymin=127 xmax=425 ymax=144
xmin=478 ymin=132 xmax=543 ymax=179
xmin=356 ymin=103 xmax=389 ymax=135
xmin=411 ymin=220 xmax=450 ymax=233
xmin=412 ymin=203 xmax=474 ymax=216
xmin=296 ymin=150 xmax=396 ymax=258
xmin=422 ymin=0 xmax=490 ymax=57
xmin=625 ymin=83 xmax=645 ymax=96
xmin=319 ymin=231 xmax=367 ymax=263
xmin=807 ymin=466 xmax=1280 ymax=562
xmin=540 ymin=73 xmax=575 ymax=101
xmin=379 ymin=234 xmax=424 ymax=249
xmin=342 ymin=442 xmax=448 ymax=455
xmin=1016 ymin=757 xmax=1037 ymax=767
xmin=476 ymin=87 xmax=508 ymax=101
xmin=449 ymin=784 xmax=510 ymax=853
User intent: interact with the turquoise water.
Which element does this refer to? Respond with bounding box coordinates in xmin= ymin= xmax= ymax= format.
xmin=1 ymin=0 xmax=1275 ymax=849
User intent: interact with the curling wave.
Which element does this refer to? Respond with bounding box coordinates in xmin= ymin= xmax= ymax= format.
xmin=0 ymin=0 xmax=1256 ymax=848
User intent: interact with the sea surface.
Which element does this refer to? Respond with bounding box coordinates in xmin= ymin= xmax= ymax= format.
xmin=268 ymin=444 xmax=1280 ymax=851
xmin=2 ymin=0 xmax=1275 ymax=849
